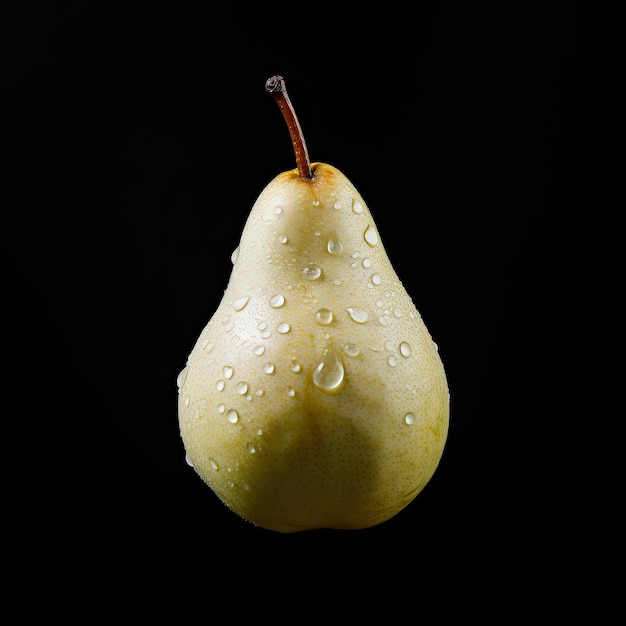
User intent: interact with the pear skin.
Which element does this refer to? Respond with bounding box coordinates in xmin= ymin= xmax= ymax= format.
xmin=177 ymin=77 xmax=449 ymax=532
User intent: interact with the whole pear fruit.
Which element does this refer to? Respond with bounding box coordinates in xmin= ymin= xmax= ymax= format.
xmin=177 ymin=76 xmax=450 ymax=532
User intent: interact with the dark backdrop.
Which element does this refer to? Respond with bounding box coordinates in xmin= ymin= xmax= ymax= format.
xmin=2 ymin=1 xmax=618 ymax=565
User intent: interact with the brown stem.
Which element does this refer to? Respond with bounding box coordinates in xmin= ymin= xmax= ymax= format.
xmin=265 ymin=75 xmax=313 ymax=179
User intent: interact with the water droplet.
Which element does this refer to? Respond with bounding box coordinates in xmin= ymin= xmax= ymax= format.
xmin=223 ymin=366 xmax=234 ymax=379
xmin=388 ymin=355 xmax=398 ymax=367
xmin=378 ymin=316 xmax=389 ymax=326
xmin=217 ymin=403 xmax=225 ymax=414
xmin=237 ymin=382 xmax=248 ymax=395
xmin=286 ymin=387 xmax=296 ymax=397
xmin=248 ymin=443 xmax=256 ymax=454
xmin=222 ymin=315 xmax=230 ymax=324
xmin=404 ymin=413 xmax=415 ymax=425
xmin=253 ymin=345 xmax=265 ymax=356
xmin=232 ymin=296 xmax=250 ymax=311
xmin=352 ymin=199 xmax=364 ymax=214
xmin=371 ymin=273 xmax=382 ymax=285
xmin=185 ymin=453 xmax=194 ymax=467
xmin=231 ymin=247 xmax=240 ymax=264
xmin=313 ymin=345 xmax=345 ymax=393
xmin=273 ymin=206 xmax=283 ymax=214
xmin=277 ymin=322 xmax=290 ymax=334
xmin=327 ymin=238 xmax=343 ymax=255
xmin=400 ymin=342 xmax=412 ymax=357
xmin=362 ymin=258 xmax=372 ymax=268
xmin=184 ymin=395 xmax=190 ymax=407
xmin=364 ymin=225 xmax=378 ymax=246
xmin=255 ymin=389 xmax=264 ymax=397
xmin=258 ymin=321 xmax=268 ymax=331
xmin=216 ymin=380 xmax=225 ymax=391
xmin=314 ymin=308 xmax=334 ymax=325
xmin=343 ymin=343 xmax=360 ymax=357
xmin=347 ymin=307 xmax=368 ymax=323
xmin=269 ymin=294 xmax=285 ymax=308
xmin=263 ymin=363 xmax=275 ymax=375
xmin=257 ymin=428 xmax=263 ymax=436
xmin=394 ymin=309 xmax=402 ymax=318
xmin=333 ymin=200 xmax=342 ymax=210
xmin=290 ymin=362 xmax=301 ymax=372
xmin=261 ymin=330 xmax=271 ymax=339
xmin=176 ymin=367 xmax=188 ymax=392
xmin=227 ymin=409 xmax=239 ymax=424
xmin=279 ymin=234 xmax=288 ymax=244
xmin=201 ymin=340 xmax=215 ymax=353
xmin=209 ymin=458 xmax=219 ymax=470
xmin=224 ymin=322 xmax=234 ymax=332
xmin=302 ymin=266 xmax=322 ymax=280
xmin=312 ymin=199 xmax=320 ymax=206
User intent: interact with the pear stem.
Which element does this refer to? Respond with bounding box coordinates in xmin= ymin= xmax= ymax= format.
xmin=265 ymin=75 xmax=313 ymax=180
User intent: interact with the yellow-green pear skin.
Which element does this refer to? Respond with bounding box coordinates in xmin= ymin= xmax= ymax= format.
xmin=177 ymin=162 xmax=450 ymax=532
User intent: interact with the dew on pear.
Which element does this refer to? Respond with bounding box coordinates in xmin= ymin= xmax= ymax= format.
xmin=333 ymin=200 xmax=342 ymax=210
xmin=248 ymin=443 xmax=256 ymax=454
xmin=278 ymin=234 xmax=288 ymax=244
xmin=388 ymin=355 xmax=398 ymax=367
xmin=217 ymin=403 xmax=225 ymax=414
xmin=314 ymin=308 xmax=334 ymax=325
xmin=352 ymin=199 xmax=364 ymax=214
xmin=230 ymin=247 xmax=240 ymax=264
xmin=404 ymin=413 xmax=416 ymax=425
xmin=286 ymin=387 xmax=296 ymax=397
xmin=185 ymin=453 xmax=194 ymax=467
xmin=184 ymin=395 xmax=190 ymax=407
xmin=371 ymin=273 xmax=382 ymax=285
xmin=232 ymin=296 xmax=250 ymax=312
xmin=209 ymin=458 xmax=219 ymax=470
xmin=313 ymin=345 xmax=345 ymax=393
xmin=176 ymin=366 xmax=188 ymax=392
xmin=261 ymin=330 xmax=272 ymax=339
xmin=269 ymin=294 xmax=285 ymax=308
xmin=224 ymin=322 xmax=235 ymax=332
xmin=216 ymin=380 xmax=225 ymax=391
xmin=237 ymin=382 xmax=249 ymax=395
xmin=223 ymin=365 xmax=234 ymax=379
xmin=290 ymin=361 xmax=301 ymax=372
xmin=327 ymin=238 xmax=343 ymax=255
xmin=362 ymin=258 xmax=372 ymax=268
xmin=364 ymin=225 xmax=378 ymax=246
xmin=277 ymin=322 xmax=290 ymax=334
xmin=347 ymin=307 xmax=368 ymax=323
xmin=258 ymin=321 xmax=268 ymax=331
xmin=273 ymin=206 xmax=283 ymax=214
xmin=343 ymin=343 xmax=360 ymax=357
xmin=201 ymin=340 xmax=215 ymax=353
xmin=227 ymin=409 xmax=239 ymax=424
xmin=253 ymin=345 xmax=265 ymax=356
xmin=302 ymin=265 xmax=322 ymax=280
xmin=400 ymin=342 xmax=412 ymax=358
xmin=263 ymin=363 xmax=275 ymax=375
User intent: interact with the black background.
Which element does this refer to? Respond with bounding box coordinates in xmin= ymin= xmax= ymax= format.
xmin=2 ymin=1 xmax=619 ymax=566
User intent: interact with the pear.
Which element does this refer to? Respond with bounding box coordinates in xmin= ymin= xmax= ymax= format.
xmin=177 ymin=76 xmax=450 ymax=532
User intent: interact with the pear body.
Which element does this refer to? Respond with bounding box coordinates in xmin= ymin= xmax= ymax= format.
xmin=178 ymin=163 xmax=449 ymax=532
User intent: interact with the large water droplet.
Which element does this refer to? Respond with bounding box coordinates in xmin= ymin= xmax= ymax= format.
xmin=302 ymin=266 xmax=322 ymax=280
xmin=364 ymin=225 xmax=378 ymax=246
xmin=253 ymin=345 xmax=265 ymax=356
xmin=327 ymin=238 xmax=343 ymax=255
xmin=237 ymin=382 xmax=248 ymax=395
xmin=185 ymin=453 xmax=194 ymax=467
xmin=313 ymin=345 xmax=345 ymax=393
xmin=388 ymin=355 xmax=398 ymax=367
xmin=286 ymin=387 xmax=296 ymax=397
xmin=201 ymin=340 xmax=215 ymax=353
xmin=277 ymin=322 xmax=290 ymax=334
xmin=347 ymin=307 xmax=368 ymax=323
xmin=279 ymin=234 xmax=288 ymax=244
xmin=227 ymin=409 xmax=239 ymax=424
xmin=209 ymin=458 xmax=219 ymax=470
xmin=333 ymin=200 xmax=342 ymax=210
xmin=404 ymin=413 xmax=415 ymax=425
xmin=371 ymin=273 xmax=382 ymax=285
xmin=362 ymin=258 xmax=372 ymax=268
xmin=231 ymin=247 xmax=240 ymax=264
xmin=269 ymin=294 xmax=285 ymax=308
xmin=223 ymin=366 xmax=234 ymax=379
xmin=273 ymin=206 xmax=283 ymax=214
xmin=314 ymin=308 xmax=334 ymax=325
xmin=232 ymin=296 xmax=250 ymax=311
xmin=352 ymin=199 xmax=364 ymax=214
xmin=400 ymin=342 xmax=412 ymax=358
xmin=263 ymin=363 xmax=275 ymax=375
xmin=216 ymin=380 xmax=225 ymax=391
